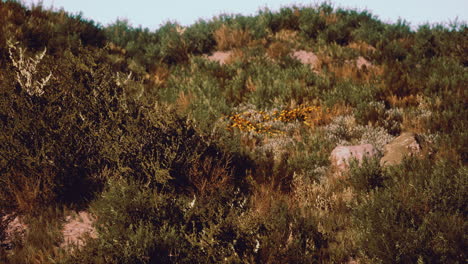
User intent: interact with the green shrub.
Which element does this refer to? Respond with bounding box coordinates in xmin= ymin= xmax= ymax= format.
xmin=267 ymin=6 xmax=301 ymax=33
xmin=323 ymin=81 xmax=381 ymax=108
xmin=1 ymin=44 xmax=116 ymax=211
xmin=353 ymin=158 xmax=467 ymax=263
xmin=348 ymin=156 xmax=385 ymax=193
xmin=73 ymin=177 xmax=188 ymax=264
xmin=157 ymin=22 xmax=190 ymax=64
xmin=355 ymin=101 xmax=402 ymax=135
xmin=298 ymin=7 xmax=326 ymax=39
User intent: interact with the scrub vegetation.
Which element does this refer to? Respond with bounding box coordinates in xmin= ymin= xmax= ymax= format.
xmin=0 ymin=1 xmax=466 ymax=263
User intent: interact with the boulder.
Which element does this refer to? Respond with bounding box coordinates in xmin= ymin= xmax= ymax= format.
xmin=355 ymin=56 xmax=373 ymax=70
xmin=291 ymin=50 xmax=320 ymax=70
xmin=380 ymin=132 xmax=420 ymax=167
xmin=205 ymin=51 xmax=232 ymax=65
xmin=61 ymin=211 xmax=97 ymax=249
xmin=1 ymin=214 xmax=27 ymax=250
xmin=330 ymin=144 xmax=377 ymax=171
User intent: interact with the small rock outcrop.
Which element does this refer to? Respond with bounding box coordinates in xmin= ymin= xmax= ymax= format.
xmin=355 ymin=56 xmax=373 ymax=70
xmin=291 ymin=50 xmax=320 ymax=70
xmin=1 ymin=215 xmax=27 ymax=250
xmin=1 ymin=211 xmax=96 ymax=252
xmin=61 ymin=211 xmax=97 ymax=249
xmin=380 ymin=132 xmax=420 ymax=167
xmin=330 ymin=144 xmax=377 ymax=171
xmin=205 ymin=51 xmax=232 ymax=65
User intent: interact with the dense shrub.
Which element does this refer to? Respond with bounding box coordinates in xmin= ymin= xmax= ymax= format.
xmin=348 ymin=157 xmax=385 ymax=193
xmin=353 ymin=159 xmax=467 ymax=263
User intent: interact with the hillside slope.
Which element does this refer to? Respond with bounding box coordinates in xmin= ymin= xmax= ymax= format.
xmin=0 ymin=1 xmax=466 ymax=263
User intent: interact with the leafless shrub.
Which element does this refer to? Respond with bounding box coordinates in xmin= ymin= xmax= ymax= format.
xmin=7 ymin=40 xmax=52 ymax=96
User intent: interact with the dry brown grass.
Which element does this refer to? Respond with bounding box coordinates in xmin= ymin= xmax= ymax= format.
xmin=317 ymin=103 xmax=354 ymax=126
xmin=271 ymin=29 xmax=302 ymax=49
xmin=399 ymin=95 xmax=433 ymax=134
xmin=246 ymin=76 xmax=256 ymax=92
xmin=3 ymin=169 xmax=55 ymax=214
xmin=398 ymin=37 xmax=415 ymax=50
xmin=347 ymin=41 xmax=376 ymax=55
xmin=435 ymin=144 xmax=460 ymax=163
xmin=293 ymin=171 xmax=360 ymax=262
xmin=175 ymin=90 xmax=195 ymax=114
xmin=214 ymin=24 xmax=252 ymax=51
xmin=320 ymin=11 xmax=338 ymax=25
xmin=327 ymin=59 xmax=384 ymax=83
xmin=4 ymin=207 xmax=68 ymax=264
xmin=274 ymin=29 xmax=299 ymax=43
xmin=244 ymin=132 xmax=262 ymax=148
xmin=247 ymin=38 xmax=268 ymax=49
xmin=151 ymin=65 xmax=170 ymax=87
xmin=250 ymin=182 xmax=291 ymax=218
xmin=250 ymin=183 xmax=275 ymax=217
xmin=224 ymin=48 xmax=246 ymax=64
xmin=314 ymin=43 xmax=383 ymax=82
xmin=266 ymin=41 xmax=291 ymax=61
xmin=386 ymin=94 xmax=419 ymax=108
xmin=188 ymin=155 xmax=232 ymax=197
xmin=401 ymin=113 xmax=428 ymax=134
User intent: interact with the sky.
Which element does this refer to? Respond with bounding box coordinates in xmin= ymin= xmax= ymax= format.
xmin=24 ymin=0 xmax=467 ymax=30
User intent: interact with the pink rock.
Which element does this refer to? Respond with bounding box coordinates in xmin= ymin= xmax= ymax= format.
xmin=291 ymin=50 xmax=320 ymax=69
xmin=2 ymin=214 xmax=27 ymax=249
xmin=205 ymin=51 xmax=232 ymax=65
xmin=330 ymin=144 xmax=377 ymax=171
xmin=61 ymin=211 xmax=97 ymax=249
xmin=355 ymin=56 xmax=373 ymax=70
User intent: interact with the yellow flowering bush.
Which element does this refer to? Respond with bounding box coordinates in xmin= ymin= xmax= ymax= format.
xmin=224 ymin=105 xmax=326 ymax=135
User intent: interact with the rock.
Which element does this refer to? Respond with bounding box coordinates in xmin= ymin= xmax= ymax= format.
xmin=355 ymin=56 xmax=372 ymax=70
xmin=291 ymin=50 xmax=320 ymax=70
xmin=205 ymin=51 xmax=232 ymax=65
xmin=61 ymin=211 xmax=97 ymax=250
xmin=1 ymin=214 xmax=27 ymax=250
xmin=1 ymin=211 xmax=97 ymax=252
xmin=380 ymin=132 xmax=420 ymax=167
xmin=330 ymin=144 xmax=377 ymax=171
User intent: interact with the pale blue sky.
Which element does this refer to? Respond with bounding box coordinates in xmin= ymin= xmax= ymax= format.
xmin=26 ymin=0 xmax=467 ymax=30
